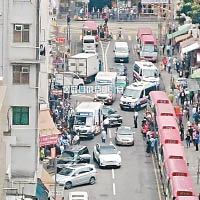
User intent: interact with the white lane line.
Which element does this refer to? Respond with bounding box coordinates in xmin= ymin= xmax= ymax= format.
xmin=113 ymin=183 xmax=116 ymax=195
xmin=104 ymin=41 xmax=110 ymax=72
xmin=99 ymin=41 xmax=105 ymax=71
xmin=152 ymin=154 xmax=162 ymax=200
xmin=112 ymin=169 xmax=115 ymax=179
xmin=109 ymin=129 xmax=112 ymax=139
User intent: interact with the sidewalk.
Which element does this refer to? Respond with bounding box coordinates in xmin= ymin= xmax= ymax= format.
xmin=160 ymin=62 xmax=200 ymax=194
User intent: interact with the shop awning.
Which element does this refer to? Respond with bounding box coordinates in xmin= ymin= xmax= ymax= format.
xmin=180 ymin=37 xmax=196 ymax=48
xmin=182 ymin=41 xmax=200 ymax=54
xmin=40 ymin=109 xmax=60 ymax=146
xmin=175 ymin=33 xmax=191 ymax=43
xmin=197 ymin=51 xmax=200 ymax=63
xmin=41 ymin=168 xmax=55 ymax=190
xmin=178 ymin=24 xmax=192 ymax=31
xmin=167 ymin=27 xmax=190 ymax=40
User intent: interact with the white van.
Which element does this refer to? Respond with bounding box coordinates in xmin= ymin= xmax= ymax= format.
xmin=120 ymin=81 xmax=157 ymax=111
xmin=83 ymin=35 xmax=96 ymax=53
xmin=94 ymin=72 xmax=117 ymax=105
xmin=114 ymin=42 xmax=130 ymax=63
xmin=133 ymin=61 xmax=160 ymax=88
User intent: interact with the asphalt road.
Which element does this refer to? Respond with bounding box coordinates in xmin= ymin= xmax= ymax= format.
xmin=63 ymin=21 xmax=162 ymax=200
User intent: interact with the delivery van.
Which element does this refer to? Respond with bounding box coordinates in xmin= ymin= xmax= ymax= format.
xmin=113 ymin=42 xmax=130 ymax=63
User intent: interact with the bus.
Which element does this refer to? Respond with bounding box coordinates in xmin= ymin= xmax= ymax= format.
xmin=137 ymin=28 xmax=153 ymax=41
xmin=139 ymin=34 xmax=158 ymax=62
xmin=82 ymin=21 xmax=99 ymax=46
xmin=156 ymin=116 xmax=179 ymax=131
xmin=149 ymin=91 xmax=170 ymax=105
xmin=155 ymin=103 xmax=176 ymax=117
xmin=176 ymin=197 xmax=199 ymax=200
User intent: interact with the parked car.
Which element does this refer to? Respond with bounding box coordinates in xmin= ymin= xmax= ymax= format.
xmin=68 ymin=191 xmax=88 ymax=200
xmin=115 ymin=126 xmax=135 ymax=146
xmin=57 ymin=146 xmax=91 ymax=171
xmin=54 ymin=164 xmax=96 ymax=189
xmin=93 ymin=143 xmax=121 ymax=168
xmin=107 ymin=114 xmax=123 ymax=127
xmin=110 ymin=63 xmax=127 ymax=76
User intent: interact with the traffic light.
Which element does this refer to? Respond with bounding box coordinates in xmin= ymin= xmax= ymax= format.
xmin=67 ymin=15 xmax=70 ymax=24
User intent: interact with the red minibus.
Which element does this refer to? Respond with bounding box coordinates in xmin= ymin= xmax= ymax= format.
xmin=156 ymin=103 xmax=176 ymax=117
xmin=149 ymin=91 xmax=170 ymax=105
xmin=137 ymin=28 xmax=153 ymax=39
xmin=156 ymin=116 xmax=179 ymax=131
xmin=176 ymin=197 xmax=199 ymax=200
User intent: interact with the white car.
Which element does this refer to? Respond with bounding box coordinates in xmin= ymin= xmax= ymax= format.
xmin=68 ymin=191 xmax=88 ymax=200
xmin=53 ymin=164 xmax=97 ymax=189
xmin=93 ymin=143 xmax=121 ymax=168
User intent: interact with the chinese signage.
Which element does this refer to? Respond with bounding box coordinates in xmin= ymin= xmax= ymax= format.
xmin=40 ymin=134 xmax=59 ymax=147
xmin=56 ymin=37 xmax=66 ymax=43
xmin=141 ymin=0 xmax=169 ymax=3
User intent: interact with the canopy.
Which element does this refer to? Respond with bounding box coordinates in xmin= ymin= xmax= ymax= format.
xmin=175 ymin=33 xmax=191 ymax=43
xmin=178 ymin=24 xmax=192 ymax=31
xmin=180 ymin=37 xmax=196 ymax=48
xmin=182 ymin=41 xmax=200 ymax=54
xmin=167 ymin=27 xmax=190 ymax=40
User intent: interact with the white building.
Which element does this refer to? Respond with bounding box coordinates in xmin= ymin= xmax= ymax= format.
xmin=0 ymin=0 xmax=55 ymax=199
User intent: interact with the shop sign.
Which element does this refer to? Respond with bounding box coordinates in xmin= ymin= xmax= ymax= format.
xmin=40 ymin=134 xmax=59 ymax=147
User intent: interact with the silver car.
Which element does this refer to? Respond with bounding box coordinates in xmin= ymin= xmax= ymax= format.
xmin=115 ymin=126 xmax=135 ymax=146
xmin=54 ymin=164 xmax=97 ymax=190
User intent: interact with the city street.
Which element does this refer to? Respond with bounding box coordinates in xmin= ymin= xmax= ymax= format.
xmin=63 ymin=20 xmax=162 ymax=200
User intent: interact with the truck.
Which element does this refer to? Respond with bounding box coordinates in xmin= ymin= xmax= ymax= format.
xmin=94 ymin=72 xmax=117 ymax=105
xmin=73 ymin=102 xmax=103 ymax=139
xmin=68 ymin=53 xmax=99 ymax=84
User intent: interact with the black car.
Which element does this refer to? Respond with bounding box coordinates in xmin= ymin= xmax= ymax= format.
xmin=102 ymin=106 xmax=117 ymax=120
xmin=57 ymin=145 xmax=91 ymax=172
xmin=107 ymin=114 xmax=123 ymax=127
xmin=110 ymin=63 xmax=127 ymax=76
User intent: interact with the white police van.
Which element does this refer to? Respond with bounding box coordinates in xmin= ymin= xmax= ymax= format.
xmin=120 ymin=81 xmax=157 ymax=111
xmin=133 ymin=61 xmax=160 ymax=88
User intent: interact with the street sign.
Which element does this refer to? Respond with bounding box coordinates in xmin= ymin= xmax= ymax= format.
xmin=141 ymin=0 xmax=169 ymax=3
xmin=56 ymin=37 xmax=66 ymax=43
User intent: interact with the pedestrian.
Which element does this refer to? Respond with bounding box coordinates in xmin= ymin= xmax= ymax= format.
xmin=103 ymin=117 xmax=109 ymax=134
xmin=180 ymin=124 xmax=184 ymax=141
xmin=167 ymin=61 xmax=171 ymax=73
xmin=133 ymin=107 xmax=138 ymax=128
xmin=168 ymin=91 xmax=174 ymax=103
xmin=185 ymin=105 xmax=190 ymax=121
xmin=146 ymin=135 xmax=151 ymax=155
xmin=185 ymin=133 xmax=191 ymax=148
xmin=180 ymin=90 xmax=186 ymax=106
xmin=166 ymin=45 xmax=171 ymax=56
xmin=189 ymin=91 xmax=194 ymax=105
xmin=73 ymin=133 xmax=80 ymax=145
xmin=178 ymin=111 xmax=183 ymax=127
xmin=195 ymin=132 xmax=200 ymax=151
xmin=150 ymin=136 xmax=155 ymax=154
xmin=162 ymin=56 xmax=168 ymax=71
xmin=101 ymin=129 xmax=106 ymax=143
xmin=162 ymin=44 xmax=166 ymax=55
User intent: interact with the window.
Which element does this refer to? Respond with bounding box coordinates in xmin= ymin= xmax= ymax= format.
xmin=13 ymin=65 xmax=30 ymax=84
xmin=12 ymin=106 xmax=29 ymax=125
xmin=13 ymin=24 xmax=30 ymax=42
xmin=134 ymin=64 xmax=140 ymax=74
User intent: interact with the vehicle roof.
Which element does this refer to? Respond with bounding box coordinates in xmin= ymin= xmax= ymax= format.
xmin=64 ymin=163 xmax=94 ymax=169
xmin=64 ymin=145 xmax=87 ymax=152
xmin=155 ymin=103 xmax=176 ymax=117
xmin=69 ymin=191 xmax=88 ymax=200
xmin=165 ymin=159 xmax=189 ymax=178
xmin=137 ymin=28 xmax=152 ymax=38
xmin=98 ymin=143 xmax=115 ymax=148
xmin=114 ymin=42 xmax=128 ymax=47
xmin=163 ymin=144 xmax=185 ymax=161
xmin=171 ymin=176 xmax=195 ymax=197
xmin=83 ymin=21 xmax=97 ymax=30
xmin=76 ymin=102 xmax=103 ymax=111
xmin=149 ymin=91 xmax=170 ymax=104
xmin=71 ymin=53 xmax=97 ymax=59
xmin=176 ymin=197 xmax=199 ymax=200
xmin=156 ymin=116 xmax=178 ymax=130
xmin=127 ymin=81 xmax=155 ymax=90
xmin=96 ymin=72 xmax=117 ymax=78
xmin=159 ymin=129 xmax=181 ymax=145
xmin=83 ymin=35 xmax=96 ymax=39
xmin=141 ymin=34 xmax=156 ymax=42
xmin=134 ymin=61 xmax=157 ymax=69
xmin=118 ymin=126 xmax=131 ymax=130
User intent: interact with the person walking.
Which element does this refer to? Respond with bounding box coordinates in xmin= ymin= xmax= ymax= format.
xmin=186 ymin=133 xmax=191 ymax=148
xmin=101 ymin=129 xmax=107 ymax=143
xmin=189 ymin=91 xmax=194 ymax=105
xmin=150 ymin=136 xmax=155 ymax=154
xmin=195 ymin=132 xmax=200 ymax=151
xmin=178 ymin=111 xmax=183 ymax=127
xmin=168 ymin=91 xmax=174 ymax=104
xmin=180 ymin=90 xmax=186 ymax=107
xmin=162 ymin=56 xmax=168 ymax=71
xmin=180 ymin=124 xmax=184 ymax=141
xmin=103 ymin=117 xmax=109 ymax=134
xmin=133 ymin=108 xmax=138 ymax=128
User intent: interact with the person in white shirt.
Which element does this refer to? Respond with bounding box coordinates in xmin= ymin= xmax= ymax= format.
xmin=101 ymin=129 xmax=107 ymax=143
xmin=103 ymin=118 xmax=109 ymax=134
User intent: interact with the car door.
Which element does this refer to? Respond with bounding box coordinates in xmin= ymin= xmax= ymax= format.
xmin=138 ymin=90 xmax=146 ymax=107
xmin=94 ymin=144 xmax=100 ymax=161
xmin=72 ymin=168 xmax=85 ymax=186
xmin=74 ymin=167 xmax=90 ymax=186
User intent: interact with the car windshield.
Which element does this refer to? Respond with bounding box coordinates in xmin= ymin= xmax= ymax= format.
xmin=74 ymin=116 xmax=93 ymax=126
xmin=116 ymin=47 xmax=128 ymax=53
xmin=83 ymin=39 xmax=95 ymax=43
xmin=118 ymin=127 xmax=132 ymax=135
xmin=142 ymin=45 xmax=157 ymax=53
xmin=100 ymin=145 xmax=118 ymax=154
xmin=58 ymin=168 xmax=74 ymax=176
xmin=123 ymin=88 xmax=141 ymax=99
xmin=61 ymin=151 xmax=75 ymax=160
xmin=113 ymin=64 xmax=125 ymax=71
xmin=143 ymin=69 xmax=158 ymax=78
xmin=102 ymin=107 xmax=115 ymax=115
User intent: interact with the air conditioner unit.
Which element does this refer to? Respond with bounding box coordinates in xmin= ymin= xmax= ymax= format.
xmin=14 ymin=25 xmax=22 ymax=31
xmin=22 ymin=67 xmax=29 ymax=73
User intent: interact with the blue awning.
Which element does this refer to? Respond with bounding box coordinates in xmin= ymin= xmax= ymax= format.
xmin=36 ymin=182 xmax=48 ymax=200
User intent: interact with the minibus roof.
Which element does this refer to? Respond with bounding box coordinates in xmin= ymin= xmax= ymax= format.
xmin=149 ymin=91 xmax=170 ymax=104
xmin=156 ymin=116 xmax=178 ymax=130
xmin=159 ymin=129 xmax=181 ymax=145
xmin=156 ymin=103 xmax=176 ymax=117
xmin=137 ymin=28 xmax=152 ymax=38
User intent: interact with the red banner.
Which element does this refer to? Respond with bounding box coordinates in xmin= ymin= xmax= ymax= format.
xmin=56 ymin=38 xmax=66 ymax=43
xmin=40 ymin=134 xmax=60 ymax=147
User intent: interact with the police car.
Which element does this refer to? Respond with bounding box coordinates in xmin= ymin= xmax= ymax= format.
xmin=120 ymin=81 xmax=157 ymax=111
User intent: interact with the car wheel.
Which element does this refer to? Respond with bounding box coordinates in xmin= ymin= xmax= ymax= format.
xmin=132 ymin=141 xmax=134 ymax=146
xmin=89 ymin=177 xmax=96 ymax=185
xmin=64 ymin=182 xmax=72 ymax=190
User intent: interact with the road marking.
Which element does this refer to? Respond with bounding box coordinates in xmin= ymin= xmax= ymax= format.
xmin=109 ymin=129 xmax=112 ymax=139
xmin=152 ymin=154 xmax=162 ymax=200
xmin=112 ymin=169 xmax=115 ymax=179
xmin=128 ymin=35 xmax=132 ymax=40
xmin=105 ymin=41 xmax=110 ymax=72
xmin=99 ymin=41 xmax=105 ymax=71
xmin=113 ymin=183 xmax=116 ymax=195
